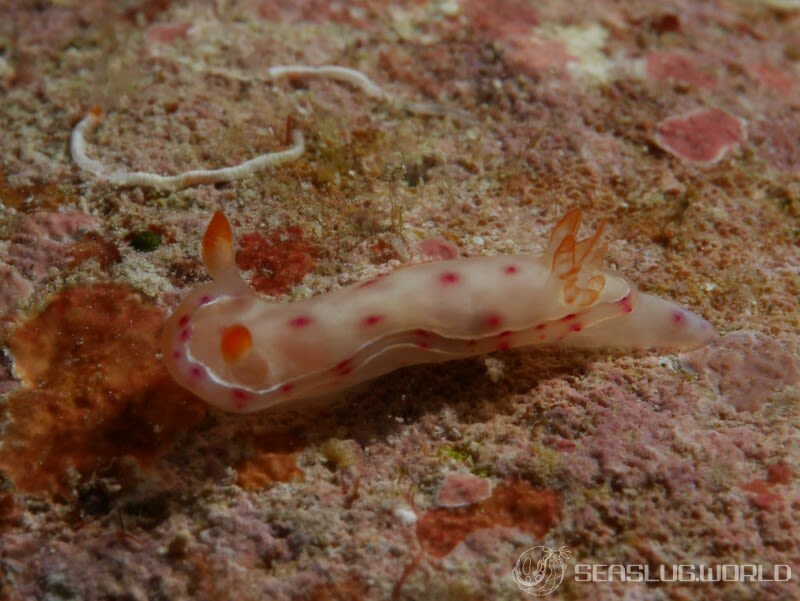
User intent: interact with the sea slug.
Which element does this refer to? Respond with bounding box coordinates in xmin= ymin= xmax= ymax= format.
xmin=162 ymin=209 xmax=716 ymax=412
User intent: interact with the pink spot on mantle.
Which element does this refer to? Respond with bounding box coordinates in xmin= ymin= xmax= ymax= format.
xmin=504 ymin=265 xmax=518 ymax=275
xmin=570 ymin=324 xmax=582 ymax=332
xmin=289 ymin=315 xmax=313 ymax=328
xmin=485 ymin=313 xmax=503 ymax=329
xmin=334 ymin=359 xmax=353 ymax=376
xmin=232 ymin=389 xmax=249 ymax=409
xmin=654 ymin=108 xmax=746 ymax=165
xmin=671 ymin=311 xmax=685 ymax=326
xmin=439 ymin=272 xmax=460 ymax=284
xmin=363 ymin=315 xmax=383 ymax=326
xmin=178 ymin=315 xmax=190 ymax=327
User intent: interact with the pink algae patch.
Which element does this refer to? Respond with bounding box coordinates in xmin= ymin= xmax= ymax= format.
xmin=462 ymin=0 xmax=539 ymax=38
xmin=503 ymin=38 xmax=575 ymax=75
xmin=645 ymin=51 xmax=717 ymax=89
xmin=747 ymin=63 xmax=796 ymax=96
xmin=416 ymin=481 xmax=559 ymax=558
xmin=0 ymin=284 xmax=204 ymax=497
xmin=255 ymin=0 xmax=372 ymax=29
xmin=418 ymin=237 xmax=460 ymax=261
xmin=461 ymin=0 xmax=565 ymax=77
xmin=436 ymin=473 xmax=492 ymax=508
xmin=683 ymin=332 xmax=800 ymax=411
xmin=7 ymin=210 xmax=99 ymax=279
xmin=235 ymin=226 xmax=318 ymax=296
xmin=753 ymin=116 xmax=800 ymax=171
xmin=145 ymin=22 xmax=191 ymax=45
xmin=654 ymin=108 xmax=745 ymax=165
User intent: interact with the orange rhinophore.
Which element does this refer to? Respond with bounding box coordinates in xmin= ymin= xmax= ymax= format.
xmin=221 ymin=324 xmax=253 ymax=364
xmin=202 ymin=210 xmax=235 ymax=279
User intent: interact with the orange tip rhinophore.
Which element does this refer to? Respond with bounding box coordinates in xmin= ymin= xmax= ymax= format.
xmin=203 ymin=211 xmax=234 ymax=279
xmin=220 ymin=324 xmax=252 ymax=364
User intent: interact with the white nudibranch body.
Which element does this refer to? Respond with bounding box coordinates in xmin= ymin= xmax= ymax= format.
xmin=162 ymin=209 xmax=716 ymax=413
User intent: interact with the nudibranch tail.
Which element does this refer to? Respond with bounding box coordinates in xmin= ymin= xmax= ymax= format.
xmin=565 ymin=292 xmax=717 ymax=350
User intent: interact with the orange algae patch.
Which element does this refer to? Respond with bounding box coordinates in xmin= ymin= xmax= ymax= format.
xmin=236 ymin=431 xmax=305 ymax=490
xmin=235 ymin=226 xmax=318 ymax=296
xmin=416 ymin=481 xmax=560 ymax=558
xmin=1 ymin=284 xmax=205 ymax=497
xmin=67 ymin=231 xmax=122 ymax=270
xmin=0 ymin=171 xmax=78 ymax=212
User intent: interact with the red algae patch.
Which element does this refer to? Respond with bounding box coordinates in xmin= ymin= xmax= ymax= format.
xmin=1 ymin=284 xmax=205 ymax=496
xmin=436 ymin=473 xmax=492 ymax=508
xmin=236 ymin=431 xmax=305 ymax=490
xmin=235 ymin=226 xmax=318 ymax=296
xmin=740 ymin=479 xmax=784 ymax=511
xmin=654 ymin=108 xmax=746 ymax=165
xmin=416 ymin=481 xmax=559 ymax=558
